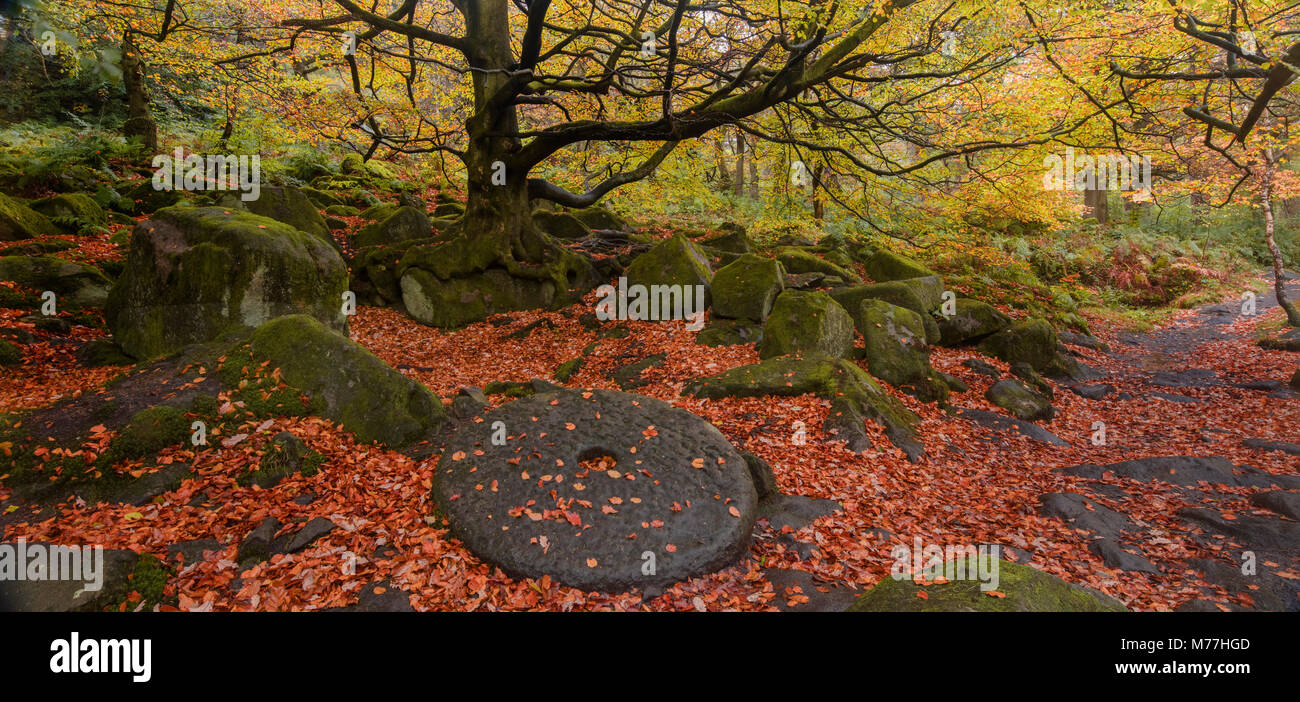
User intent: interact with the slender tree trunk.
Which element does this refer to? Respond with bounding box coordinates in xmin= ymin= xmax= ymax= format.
xmin=733 ymin=131 xmax=746 ymax=198
xmin=748 ymin=148 xmax=759 ymax=199
xmin=1261 ymin=146 xmax=1300 ymax=326
xmin=1084 ymin=187 xmax=1109 ymax=224
xmin=121 ymin=32 xmax=157 ymax=153
xmin=812 ymin=163 xmax=825 ymax=221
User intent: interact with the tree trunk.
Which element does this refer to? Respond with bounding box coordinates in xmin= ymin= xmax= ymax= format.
xmin=121 ymin=32 xmax=157 ymax=153
xmin=812 ymin=163 xmax=825 ymax=221
xmin=453 ymin=0 xmax=593 ymax=300
xmin=748 ymin=148 xmax=759 ymax=199
xmin=1261 ymin=146 xmax=1300 ymax=326
xmin=733 ymin=131 xmax=746 ymax=198
xmin=1084 ymin=187 xmax=1108 ymax=224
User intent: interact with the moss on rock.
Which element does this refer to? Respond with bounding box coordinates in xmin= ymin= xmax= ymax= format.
xmin=0 ymin=255 xmax=112 ymax=307
xmin=859 ymin=248 xmax=936 ymax=282
xmin=846 ymin=556 xmax=1127 ymax=612
xmin=532 ymin=211 xmax=590 ymax=240
xmin=775 ymin=247 xmax=859 ymax=282
xmin=711 ymin=254 xmax=784 ymax=322
xmin=685 ymin=352 xmax=922 ymax=459
xmin=979 ymin=318 xmax=1083 ymax=379
xmin=985 ymin=378 xmax=1054 ymax=421
xmin=246 ymin=314 xmax=445 ymax=447
xmin=855 ymin=299 xmax=948 ymax=403
xmin=830 ymin=281 xmax=941 ymax=343
xmin=30 ymin=193 xmax=107 ymax=231
xmin=758 ymin=290 xmax=854 ymax=359
xmin=242 ymin=185 xmax=332 ymax=242
xmin=0 ymin=337 xmax=20 ymax=366
xmin=104 ymin=406 xmax=190 ymax=465
xmin=354 ymin=206 xmax=431 ymax=249
xmin=0 ymin=192 xmax=59 ymax=241
xmin=624 ymin=234 xmax=713 ymax=299
xmin=107 ymin=206 xmax=349 ymax=360
xmin=936 ymin=298 xmax=1011 ymax=346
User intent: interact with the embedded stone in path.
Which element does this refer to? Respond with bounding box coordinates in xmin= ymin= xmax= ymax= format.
xmin=432 ymin=388 xmax=759 ymax=591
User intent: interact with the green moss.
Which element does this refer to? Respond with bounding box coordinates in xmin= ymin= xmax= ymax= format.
xmin=101 ymin=406 xmax=189 ymax=466
xmin=0 ymin=191 xmax=59 ymax=240
xmin=246 ymin=315 xmax=445 ymax=446
xmin=484 ymin=380 xmax=535 ymax=398
xmin=554 ymin=357 xmax=584 ymax=383
xmin=758 ymin=290 xmax=854 ymax=359
xmin=846 ymin=557 xmax=1127 ymax=612
xmin=30 ymin=193 xmax=107 ymax=230
xmin=106 ymin=206 xmax=349 ymax=360
xmin=0 ymin=337 xmax=19 ymax=366
xmin=109 ymin=553 xmax=175 ymax=611
xmin=858 ymin=248 xmax=936 ymax=282
xmin=830 ymin=281 xmax=941 ymax=343
xmin=979 ymin=318 xmax=1083 ymax=379
xmin=299 ymin=450 xmax=326 ymax=478
xmin=712 ymin=254 xmax=784 ymax=322
xmin=624 ymin=233 xmax=713 ymax=294
xmin=533 ymin=211 xmax=590 ymax=240
xmin=775 ymin=248 xmax=859 ymax=282
xmin=0 ymin=255 xmax=112 ymax=308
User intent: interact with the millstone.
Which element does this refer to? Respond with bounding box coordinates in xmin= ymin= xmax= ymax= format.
xmin=432 ymin=388 xmax=758 ymax=591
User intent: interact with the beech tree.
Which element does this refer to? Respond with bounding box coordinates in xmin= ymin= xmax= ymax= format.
xmin=271 ymin=0 xmax=1093 ymax=299
xmin=1110 ymin=0 xmax=1300 ymax=325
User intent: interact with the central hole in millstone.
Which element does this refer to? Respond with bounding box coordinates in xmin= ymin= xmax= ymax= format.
xmin=576 ymin=447 xmax=618 ymax=474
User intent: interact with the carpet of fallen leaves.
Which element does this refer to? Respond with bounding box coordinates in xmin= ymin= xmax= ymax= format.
xmin=3 ymin=275 xmax=1298 ymax=611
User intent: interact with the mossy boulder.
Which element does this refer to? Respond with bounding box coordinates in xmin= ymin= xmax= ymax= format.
xmin=300 ymin=186 xmax=343 ymax=208
xmin=107 ymin=207 xmax=349 ymax=360
xmin=360 ymin=203 xmax=401 ymax=221
xmin=759 ymin=290 xmax=854 ymax=359
xmin=533 ymin=211 xmax=590 ymax=240
xmin=855 ymin=299 xmax=948 ymax=403
xmin=846 ymin=556 xmax=1127 ymax=611
xmin=324 ymin=204 xmax=359 ymax=217
xmin=109 ymin=406 xmax=190 ymax=462
xmin=979 ymin=318 xmax=1083 ymax=380
xmin=776 ymin=248 xmax=859 ymax=282
xmin=245 ymin=315 xmax=445 ymax=447
xmin=0 ymin=338 xmax=20 ymax=366
xmin=695 ymin=318 xmax=763 ymax=346
xmin=624 ymin=234 xmax=713 ymax=299
xmin=711 ymin=254 xmax=784 ymax=322
xmin=354 ymin=206 xmax=431 ymax=249
xmin=830 ymin=281 xmax=940 ymax=343
xmin=701 ymin=223 xmax=751 ymax=254
xmin=0 ymin=192 xmax=59 ymax=241
xmin=29 ymin=193 xmax=107 ymax=231
xmin=685 ymin=352 xmax=922 ymax=459
xmin=937 ymin=298 xmax=1011 ymax=346
xmin=401 ymin=266 xmax=556 ymax=329
xmin=75 ymin=338 xmax=134 ymax=367
xmin=395 ymin=234 xmax=594 ymax=328
xmin=242 ymin=185 xmax=331 ymax=242
xmin=986 ymin=378 xmax=1054 ymax=421
xmin=568 ymin=206 xmax=626 ymax=231
xmin=859 ymin=248 xmax=936 ymax=282
xmin=432 ymin=202 xmax=465 ymax=218
xmin=119 ymin=180 xmax=184 ymax=215
xmin=0 ymin=255 xmax=112 ymax=307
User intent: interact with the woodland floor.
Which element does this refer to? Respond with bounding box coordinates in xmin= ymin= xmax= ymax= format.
xmin=1 ymin=252 xmax=1298 ymax=611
